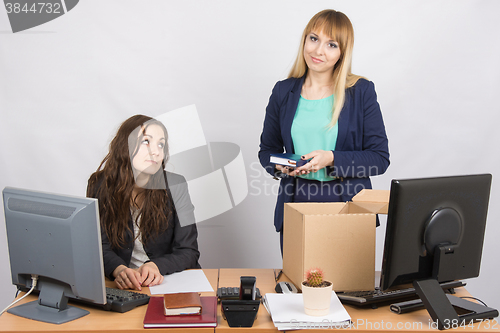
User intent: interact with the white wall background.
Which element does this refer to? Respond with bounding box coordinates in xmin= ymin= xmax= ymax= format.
xmin=1 ymin=0 xmax=499 ymax=315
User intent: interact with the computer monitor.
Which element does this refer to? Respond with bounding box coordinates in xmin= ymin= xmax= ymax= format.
xmin=3 ymin=187 xmax=106 ymax=324
xmin=380 ymin=174 xmax=498 ymax=329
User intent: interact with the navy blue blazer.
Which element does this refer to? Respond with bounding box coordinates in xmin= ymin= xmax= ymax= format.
xmin=259 ymin=76 xmax=390 ymax=232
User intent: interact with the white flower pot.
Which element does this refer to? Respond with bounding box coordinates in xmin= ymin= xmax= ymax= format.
xmin=301 ymin=281 xmax=333 ymax=316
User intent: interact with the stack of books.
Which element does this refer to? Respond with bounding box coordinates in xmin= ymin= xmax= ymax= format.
xmin=143 ymin=292 xmax=217 ymax=328
xmin=270 ymin=153 xmax=309 ymax=168
xmin=263 ymin=293 xmax=351 ymax=331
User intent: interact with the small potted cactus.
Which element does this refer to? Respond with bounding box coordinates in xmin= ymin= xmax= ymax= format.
xmin=301 ymin=268 xmax=333 ymax=316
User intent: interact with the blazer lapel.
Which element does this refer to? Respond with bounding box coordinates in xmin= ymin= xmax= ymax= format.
xmin=283 ymin=76 xmax=305 ymax=153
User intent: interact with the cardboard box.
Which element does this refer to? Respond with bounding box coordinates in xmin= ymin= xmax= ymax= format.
xmin=283 ymin=189 xmax=389 ymax=292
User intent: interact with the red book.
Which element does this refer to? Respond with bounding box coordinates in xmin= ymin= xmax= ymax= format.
xmin=143 ymin=296 xmax=217 ymax=328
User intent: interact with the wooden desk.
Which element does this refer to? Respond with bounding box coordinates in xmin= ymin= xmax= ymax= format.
xmin=0 ymin=269 xmax=219 ymax=333
xmin=275 ymin=270 xmax=499 ymax=333
xmin=1 ymin=268 xmax=498 ymax=333
xmin=341 ymin=288 xmax=500 ymax=333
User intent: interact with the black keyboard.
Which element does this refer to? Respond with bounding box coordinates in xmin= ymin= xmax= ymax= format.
xmin=217 ymin=287 xmax=262 ymax=300
xmin=337 ymin=280 xmax=465 ymax=306
xmin=99 ymin=287 xmax=150 ymax=312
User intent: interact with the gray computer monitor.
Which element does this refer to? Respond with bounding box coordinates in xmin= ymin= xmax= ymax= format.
xmin=3 ymin=187 xmax=106 ymax=324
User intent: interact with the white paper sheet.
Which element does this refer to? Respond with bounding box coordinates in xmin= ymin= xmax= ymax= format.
xmin=263 ymin=293 xmax=351 ymax=330
xmin=149 ymin=270 xmax=214 ymax=295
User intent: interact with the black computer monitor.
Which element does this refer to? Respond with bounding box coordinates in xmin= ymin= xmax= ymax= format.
xmin=3 ymin=187 xmax=106 ymax=324
xmin=380 ymin=174 xmax=498 ymax=329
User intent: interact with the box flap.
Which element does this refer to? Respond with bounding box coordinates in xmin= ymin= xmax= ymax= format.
xmin=342 ymin=202 xmax=378 ymax=214
xmin=352 ymin=189 xmax=390 ymax=203
xmin=286 ymin=202 xmax=346 ymax=215
xmin=351 ymin=189 xmax=390 ymax=214
xmin=283 ymin=204 xmax=307 ymax=288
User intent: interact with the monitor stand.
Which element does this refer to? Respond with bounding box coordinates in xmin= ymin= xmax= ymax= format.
xmin=8 ymin=281 xmax=89 ymax=324
xmin=414 ymin=279 xmax=499 ymax=330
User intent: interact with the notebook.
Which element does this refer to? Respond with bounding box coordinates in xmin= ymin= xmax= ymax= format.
xmin=163 ymin=292 xmax=202 ymax=315
xmin=270 ymin=153 xmax=309 ymax=168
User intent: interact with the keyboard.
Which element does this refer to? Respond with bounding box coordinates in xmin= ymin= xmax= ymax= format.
xmin=217 ymin=287 xmax=262 ymax=300
xmin=337 ymin=280 xmax=465 ymax=306
xmin=99 ymin=287 xmax=150 ymax=312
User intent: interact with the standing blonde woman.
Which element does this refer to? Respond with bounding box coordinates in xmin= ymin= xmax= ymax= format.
xmin=258 ymin=10 xmax=390 ymax=253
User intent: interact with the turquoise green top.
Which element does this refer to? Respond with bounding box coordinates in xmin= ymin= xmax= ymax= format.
xmin=291 ymin=94 xmax=338 ymax=181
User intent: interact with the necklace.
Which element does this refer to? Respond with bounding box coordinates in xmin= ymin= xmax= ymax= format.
xmin=302 ymin=81 xmax=333 ymax=100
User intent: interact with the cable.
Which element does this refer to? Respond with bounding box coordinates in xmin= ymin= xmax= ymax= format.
xmin=0 ymin=275 xmax=38 ymax=317
xmin=275 ymin=269 xmax=283 ymax=282
xmin=460 ymin=296 xmax=489 ymax=307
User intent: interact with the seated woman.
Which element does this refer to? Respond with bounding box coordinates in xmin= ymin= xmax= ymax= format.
xmin=87 ymin=115 xmax=200 ymax=290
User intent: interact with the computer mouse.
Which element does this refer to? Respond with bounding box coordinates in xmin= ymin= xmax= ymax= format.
xmin=275 ymin=281 xmax=298 ymax=294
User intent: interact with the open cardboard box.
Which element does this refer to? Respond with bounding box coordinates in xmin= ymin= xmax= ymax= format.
xmin=282 ymin=189 xmax=389 ymax=292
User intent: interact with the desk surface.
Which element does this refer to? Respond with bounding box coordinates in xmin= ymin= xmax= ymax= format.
xmin=276 ymin=271 xmax=499 ymax=333
xmin=0 ymin=268 xmax=498 ymax=333
xmin=0 ymin=269 xmax=219 ymax=333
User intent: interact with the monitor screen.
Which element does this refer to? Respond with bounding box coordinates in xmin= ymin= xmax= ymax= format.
xmin=380 ymin=174 xmax=492 ymax=290
xmin=3 ymin=187 xmax=106 ymax=324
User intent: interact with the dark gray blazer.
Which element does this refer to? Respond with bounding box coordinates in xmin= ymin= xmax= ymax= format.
xmin=90 ymin=172 xmax=201 ymax=280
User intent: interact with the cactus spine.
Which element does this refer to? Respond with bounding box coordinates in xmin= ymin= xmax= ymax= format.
xmin=305 ymin=268 xmax=324 ymax=287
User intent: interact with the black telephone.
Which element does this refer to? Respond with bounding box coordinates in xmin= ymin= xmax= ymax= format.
xmin=220 ymin=276 xmax=260 ymax=327
xmin=217 ymin=286 xmax=262 ymax=300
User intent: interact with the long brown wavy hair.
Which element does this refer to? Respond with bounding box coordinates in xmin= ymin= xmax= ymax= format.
xmin=87 ymin=115 xmax=173 ymax=249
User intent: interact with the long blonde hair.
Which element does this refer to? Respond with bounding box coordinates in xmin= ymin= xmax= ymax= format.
xmin=289 ymin=9 xmax=363 ymax=127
